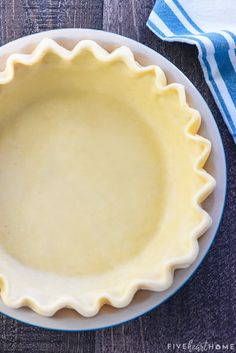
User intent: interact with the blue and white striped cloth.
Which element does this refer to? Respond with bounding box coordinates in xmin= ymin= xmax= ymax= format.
xmin=147 ymin=0 xmax=236 ymax=142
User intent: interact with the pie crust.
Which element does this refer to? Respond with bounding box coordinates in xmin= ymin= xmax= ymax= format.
xmin=0 ymin=39 xmax=215 ymax=316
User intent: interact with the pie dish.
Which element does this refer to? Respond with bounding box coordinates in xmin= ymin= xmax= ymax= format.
xmin=0 ymin=38 xmax=215 ymax=317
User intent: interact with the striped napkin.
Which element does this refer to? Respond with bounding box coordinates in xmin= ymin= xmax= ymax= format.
xmin=147 ymin=0 xmax=236 ymax=143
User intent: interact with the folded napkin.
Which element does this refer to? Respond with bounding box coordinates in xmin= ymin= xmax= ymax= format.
xmin=147 ymin=0 xmax=236 ymax=142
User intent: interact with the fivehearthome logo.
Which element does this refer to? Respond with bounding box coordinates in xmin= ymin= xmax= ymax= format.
xmin=167 ymin=340 xmax=235 ymax=352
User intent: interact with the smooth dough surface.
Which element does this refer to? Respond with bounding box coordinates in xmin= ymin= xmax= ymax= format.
xmin=0 ymin=53 xmax=167 ymax=276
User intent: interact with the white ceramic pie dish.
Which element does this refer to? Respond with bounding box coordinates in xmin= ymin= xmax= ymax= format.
xmin=0 ymin=29 xmax=226 ymax=331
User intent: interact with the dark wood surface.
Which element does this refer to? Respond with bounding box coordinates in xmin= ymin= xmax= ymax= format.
xmin=0 ymin=1 xmax=235 ymax=352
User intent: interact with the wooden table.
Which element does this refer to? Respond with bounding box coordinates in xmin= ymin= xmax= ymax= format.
xmin=0 ymin=1 xmax=235 ymax=352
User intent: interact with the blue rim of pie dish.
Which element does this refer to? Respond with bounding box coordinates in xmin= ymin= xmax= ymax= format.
xmin=0 ymin=29 xmax=228 ymax=332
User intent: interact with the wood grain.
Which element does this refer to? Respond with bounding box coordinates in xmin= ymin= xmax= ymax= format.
xmin=0 ymin=0 xmax=235 ymax=352
xmin=0 ymin=0 xmax=103 ymax=45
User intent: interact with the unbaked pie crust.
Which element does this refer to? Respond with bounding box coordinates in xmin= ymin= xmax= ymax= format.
xmin=0 ymin=39 xmax=215 ymax=316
